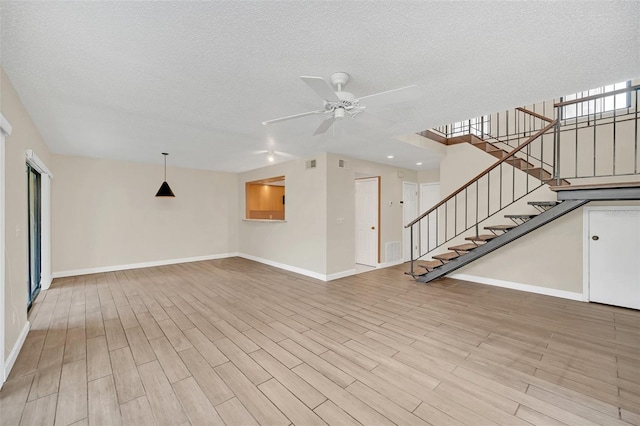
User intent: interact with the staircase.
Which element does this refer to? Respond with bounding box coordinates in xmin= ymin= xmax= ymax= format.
xmin=406 ymin=84 xmax=640 ymax=283
xmin=412 ymin=198 xmax=587 ymax=281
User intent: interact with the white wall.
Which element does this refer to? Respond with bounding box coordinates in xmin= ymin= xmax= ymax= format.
xmin=237 ymin=154 xmax=328 ymax=277
xmin=1 ymin=67 xmax=52 ymax=369
xmin=237 ymin=153 xmax=418 ymax=278
xmin=51 ymin=155 xmax=238 ymax=274
xmin=325 ymin=153 xmax=418 ymax=274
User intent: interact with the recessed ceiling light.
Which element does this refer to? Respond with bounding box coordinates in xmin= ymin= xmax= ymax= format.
xmin=416 ymin=162 xmax=423 ymax=166
xmin=387 ymin=155 xmax=394 ymax=159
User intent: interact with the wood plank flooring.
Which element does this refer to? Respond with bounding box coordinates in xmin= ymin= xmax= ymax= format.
xmin=2 ymin=257 xmax=639 ymax=425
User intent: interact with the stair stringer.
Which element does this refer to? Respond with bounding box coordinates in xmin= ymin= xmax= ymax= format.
xmin=416 ymin=199 xmax=589 ymax=283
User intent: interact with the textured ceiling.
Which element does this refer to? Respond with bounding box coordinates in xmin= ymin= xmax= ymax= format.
xmin=1 ymin=1 xmax=639 ymax=172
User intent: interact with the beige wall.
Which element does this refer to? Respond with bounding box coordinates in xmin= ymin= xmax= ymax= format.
xmin=1 ymin=67 xmax=52 ymax=361
xmin=51 ymin=155 xmax=238 ymax=273
xmin=237 ymin=153 xmax=417 ymax=277
xmin=457 ymin=200 xmax=640 ymax=293
xmin=237 ymin=154 xmax=328 ymax=275
xmin=325 ymin=153 xmax=418 ymax=275
xmin=418 ymin=169 xmax=439 ymax=183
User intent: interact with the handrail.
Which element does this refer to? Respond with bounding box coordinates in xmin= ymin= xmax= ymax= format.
xmin=554 ymin=84 xmax=640 ymax=108
xmin=406 ymin=116 xmax=556 ymax=228
xmin=515 ymin=107 xmax=554 ymax=123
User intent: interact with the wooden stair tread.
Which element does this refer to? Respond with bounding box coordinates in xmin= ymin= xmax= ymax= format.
xmin=465 ymin=234 xmax=496 ymax=242
xmin=528 ymin=201 xmax=559 ymax=206
xmin=432 ymin=252 xmax=460 ymax=261
xmin=506 ymin=158 xmax=534 ymax=168
xmin=484 ymin=224 xmax=517 ymax=231
xmin=504 ymin=214 xmax=537 ymax=219
xmin=416 ymin=260 xmax=442 ymax=272
xmin=448 ymin=243 xmax=478 ymax=252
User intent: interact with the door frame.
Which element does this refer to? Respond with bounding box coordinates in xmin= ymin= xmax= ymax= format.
xmin=402 ymin=181 xmax=418 ymax=262
xmin=26 ymin=150 xmax=53 ymax=292
xmin=419 ymin=182 xmax=440 ymax=255
xmin=355 ymin=176 xmax=380 ymax=266
xmin=1 ymin=113 xmax=12 ymax=383
xmin=583 ymin=205 xmax=640 ymax=302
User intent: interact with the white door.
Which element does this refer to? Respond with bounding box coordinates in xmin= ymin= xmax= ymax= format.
xmin=355 ymin=178 xmax=379 ymax=266
xmin=588 ymin=208 xmax=640 ymax=310
xmin=419 ymin=183 xmax=440 ymax=254
xmin=403 ymin=182 xmax=418 ymax=261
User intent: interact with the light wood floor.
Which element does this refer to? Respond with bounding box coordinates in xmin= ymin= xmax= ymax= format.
xmin=1 ymin=258 xmax=639 ymax=426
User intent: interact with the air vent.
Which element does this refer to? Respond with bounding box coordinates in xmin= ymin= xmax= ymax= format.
xmin=338 ymin=159 xmax=348 ymax=168
xmin=306 ymin=159 xmax=317 ymax=169
xmin=385 ymin=241 xmax=402 ymax=263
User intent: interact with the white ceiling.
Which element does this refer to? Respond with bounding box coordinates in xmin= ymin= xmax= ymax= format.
xmin=1 ymin=1 xmax=638 ymax=173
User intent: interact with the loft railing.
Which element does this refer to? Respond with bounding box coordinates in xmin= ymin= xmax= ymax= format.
xmin=431 ymin=115 xmax=491 ymax=139
xmin=553 ymin=84 xmax=640 ymax=183
xmin=406 ymin=84 xmax=640 ymax=277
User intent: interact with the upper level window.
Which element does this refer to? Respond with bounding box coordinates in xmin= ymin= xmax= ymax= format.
xmin=562 ymin=81 xmax=631 ymax=119
xmin=449 ymin=116 xmax=490 ymax=137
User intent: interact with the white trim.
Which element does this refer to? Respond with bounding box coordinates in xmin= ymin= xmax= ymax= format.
xmin=402 ymin=181 xmax=418 ymax=262
xmin=52 ymin=253 xmax=239 ymax=278
xmin=238 ymin=253 xmax=327 ymax=281
xmin=25 ymin=151 xmax=53 ymax=295
xmin=377 ymin=259 xmax=405 ymax=269
xmin=3 ymin=321 xmax=29 ymax=383
xmin=582 ymin=205 xmax=640 ymax=303
xmin=52 ymin=252 xmax=408 ymax=283
xmin=326 ymin=269 xmax=357 ymax=281
xmin=25 ymin=149 xmax=53 ymax=178
xmin=0 ymin=116 xmax=7 ymax=385
xmin=450 ymin=273 xmax=584 ymax=301
xmin=583 ymin=208 xmax=591 ymax=302
xmin=39 ymin=175 xmax=52 ymax=290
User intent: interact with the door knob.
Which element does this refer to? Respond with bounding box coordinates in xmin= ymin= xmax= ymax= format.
xmin=592 ymin=235 xmax=599 ymax=241
xmin=371 ymin=226 xmax=376 ymax=230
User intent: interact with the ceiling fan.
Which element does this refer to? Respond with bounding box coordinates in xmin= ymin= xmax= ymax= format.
xmin=262 ymin=72 xmax=418 ymax=135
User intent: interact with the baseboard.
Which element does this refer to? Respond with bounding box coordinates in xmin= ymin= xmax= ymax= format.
xmin=51 ymin=252 xmax=380 ymax=283
xmin=4 ymin=321 xmax=30 ymax=382
xmin=449 ymin=273 xmax=584 ymax=301
xmin=326 ymin=269 xmax=357 ymax=281
xmin=51 ymin=253 xmax=239 ymax=278
xmin=238 ymin=253 xmax=328 ymax=281
xmin=377 ymin=259 xmax=404 ymax=269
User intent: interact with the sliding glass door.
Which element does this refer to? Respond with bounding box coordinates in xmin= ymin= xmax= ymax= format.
xmin=27 ymin=163 xmax=41 ymax=309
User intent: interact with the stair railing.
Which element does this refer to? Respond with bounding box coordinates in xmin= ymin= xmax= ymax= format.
xmin=406 ymin=108 xmax=556 ymax=277
xmin=553 ymin=84 xmax=640 ymax=184
xmin=431 ymin=115 xmax=491 ymax=139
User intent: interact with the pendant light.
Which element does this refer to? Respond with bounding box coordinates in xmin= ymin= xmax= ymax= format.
xmin=155 ymin=152 xmax=175 ymax=197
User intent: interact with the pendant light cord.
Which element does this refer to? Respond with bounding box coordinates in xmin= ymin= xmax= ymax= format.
xmin=162 ymin=152 xmax=168 ymax=181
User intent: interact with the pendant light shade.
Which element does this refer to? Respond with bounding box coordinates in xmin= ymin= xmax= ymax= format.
xmin=155 ymin=153 xmax=175 ymax=197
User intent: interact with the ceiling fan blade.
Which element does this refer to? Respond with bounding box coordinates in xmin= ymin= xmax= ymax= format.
xmin=262 ymin=109 xmax=325 ymax=125
xmin=300 ymin=76 xmax=340 ymax=102
xmin=358 ymin=85 xmax=419 ymax=108
xmin=313 ymin=116 xmax=335 ymax=135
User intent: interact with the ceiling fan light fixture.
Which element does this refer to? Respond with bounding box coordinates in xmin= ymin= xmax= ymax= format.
xmin=334 ymin=107 xmax=345 ymax=120
xmin=267 ymin=151 xmax=275 ymax=162
xmin=155 ymin=152 xmax=176 ymax=197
